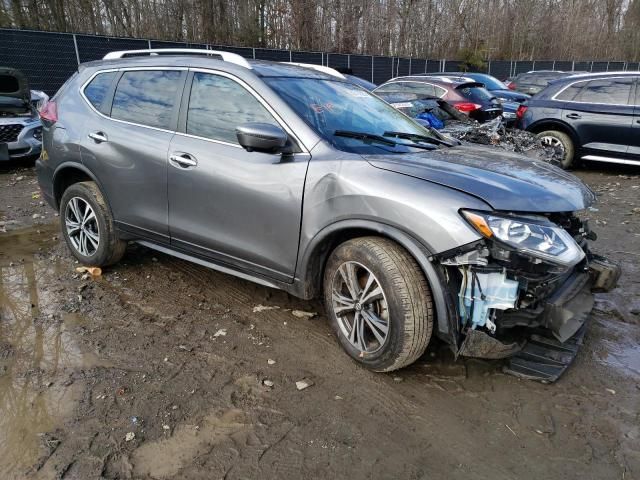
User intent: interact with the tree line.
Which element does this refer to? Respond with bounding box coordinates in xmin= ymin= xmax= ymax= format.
xmin=1 ymin=0 xmax=639 ymax=61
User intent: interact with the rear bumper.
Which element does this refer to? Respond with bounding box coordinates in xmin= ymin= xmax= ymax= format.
xmin=35 ymin=157 xmax=56 ymax=209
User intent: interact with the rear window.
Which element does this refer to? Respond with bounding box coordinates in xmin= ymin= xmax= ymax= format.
xmin=111 ymin=70 xmax=183 ymax=130
xmin=84 ymin=72 xmax=117 ymax=109
xmin=573 ymin=78 xmax=634 ymax=105
xmin=456 ymin=84 xmax=494 ymax=102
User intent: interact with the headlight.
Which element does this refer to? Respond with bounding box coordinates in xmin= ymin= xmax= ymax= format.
xmin=33 ymin=127 xmax=43 ymax=141
xmin=461 ymin=210 xmax=585 ymax=266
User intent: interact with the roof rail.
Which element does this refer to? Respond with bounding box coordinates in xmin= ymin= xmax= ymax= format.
xmin=283 ymin=62 xmax=345 ymax=79
xmin=102 ymin=48 xmax=252 ymax=69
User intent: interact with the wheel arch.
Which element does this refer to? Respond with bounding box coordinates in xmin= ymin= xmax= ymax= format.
xmin=52 ymin=163 xmax=109 ymax=212
xmin=296 ymin=219 xmax=457 ymax=345
xmin=526 ymin=119 xmax=579 ymax=145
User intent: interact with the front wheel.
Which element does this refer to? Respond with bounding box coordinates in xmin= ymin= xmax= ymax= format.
xmin=59 ymin=181 xmax=127 ymax=267
xmin=536 ymin=130 xmax=575 ymax=169
xmin=323 ymin=237 xmax=434 ymax=372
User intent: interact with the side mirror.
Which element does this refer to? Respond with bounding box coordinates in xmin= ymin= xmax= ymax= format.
xmin=236 ymin=123 xmax=288 ymax=153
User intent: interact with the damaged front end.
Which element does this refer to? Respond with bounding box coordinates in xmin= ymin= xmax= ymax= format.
xmin=436 ymin=209 xmax=620 ymax=382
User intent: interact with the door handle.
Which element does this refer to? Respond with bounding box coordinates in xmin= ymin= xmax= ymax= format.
xmin=565 ymin=113 xmax=581 ymax=120
xmin=88 ymin=131 xmax=108 ymax=143
xmin=169 ymin=153 xmax=198 ymax=169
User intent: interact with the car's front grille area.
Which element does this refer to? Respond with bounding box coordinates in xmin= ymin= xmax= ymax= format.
xmin=0 ymin=124 xmax=24 ymax=143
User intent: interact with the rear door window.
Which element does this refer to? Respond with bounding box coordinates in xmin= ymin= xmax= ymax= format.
xmin=111 ymin=70 xmax=183 ymax=130
xmin=186 ymin=72 xmax=275 ymax=144
xmin=84 ymin=71 xmax=117 ymax=110
xmin=573 ymin=77 xmax=634 ymax=105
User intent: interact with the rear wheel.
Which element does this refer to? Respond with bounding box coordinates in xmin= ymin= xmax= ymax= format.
xmin=536 ymin=130 xmax=575 ymax=169
xmin=59 ymin=181 xmax=126 ymax=267
xmin=323 ymin=237 xmax=433 ymax=372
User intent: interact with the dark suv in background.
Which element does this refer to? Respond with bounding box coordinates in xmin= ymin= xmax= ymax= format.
xmin=506 ymin=70 xmax=573 ymax=95
xmin=374 ymin=76 xmax=502 ymax=122
xmin=517 ymin=72 xmax=639 ymax=168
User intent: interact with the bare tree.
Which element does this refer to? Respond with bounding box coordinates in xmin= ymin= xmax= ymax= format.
xmin=0 ymin=0 xmax=638 ymax=60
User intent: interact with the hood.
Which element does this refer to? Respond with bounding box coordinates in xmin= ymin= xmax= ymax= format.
xmin=366 ymin=145 xmax=596 ymax=212
xmin=0 ymin=67 xmax=31 ymax=114
xmin=490 ymin=89 xmax=530 ymax=102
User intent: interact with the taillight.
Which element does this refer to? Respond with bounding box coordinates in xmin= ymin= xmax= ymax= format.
xmin=507 ymin=82 xmax=516 ymax=90
xmin=516 ymin=105 xmax=528 ymax=120
xmin=39 ymin=100 xmax=58 ymax=123
xmin=454 ymin=102 xmax=482 ymax=113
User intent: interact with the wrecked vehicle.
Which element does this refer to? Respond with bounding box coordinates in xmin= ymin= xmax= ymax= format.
xmin=0 ymin=66 xmax=45 ymax=162
xmin=374 ymin=76 xmax=503 ymax=123
xmin=36 ymin=50 xmax=620 ymax=381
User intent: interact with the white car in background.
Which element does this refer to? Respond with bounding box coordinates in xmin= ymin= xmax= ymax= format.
xmin=0 ymin=66 xmax=46 ymax=162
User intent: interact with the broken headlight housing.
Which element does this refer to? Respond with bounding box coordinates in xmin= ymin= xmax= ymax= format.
xmin=461 ymin=210 xmax=585 ymax=267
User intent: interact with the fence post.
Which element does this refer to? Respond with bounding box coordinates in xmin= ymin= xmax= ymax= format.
xmin=606 ymin=61 xmax=610 ymax=72
xmin=572 ymin=60 xmax=575 ymax=72
xmin=487 ymin=60 xmax=491 ymax=75
xmin=552 ymin=60 xmax=555 ymax=70
xmin=347 ymin=54 xmax=350 ymax=69
xmin=289 ymin=50 xmax=292 ymax=62
xmin=72 ymin=34 xmax=80 ymax=65
xmin=371 ymin=55 xmax=374 ymax=83
xmin=424 ymin=59 xmax=427 ymax=73
xmin=252 ymin=48 xmax=256 ymax=59
xmin=409 ymin=57 xmax=412 ymax=75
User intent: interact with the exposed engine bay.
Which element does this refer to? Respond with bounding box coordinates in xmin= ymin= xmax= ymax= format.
xmin=436 ymin=210 xmax=621 ymax=381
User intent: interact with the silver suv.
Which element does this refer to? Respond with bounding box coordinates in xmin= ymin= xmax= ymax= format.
xmin=36 ymin=49 xmax=619 ymax=381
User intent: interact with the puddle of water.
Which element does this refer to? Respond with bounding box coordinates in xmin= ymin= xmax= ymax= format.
xmin=592 ymin=318 xmax=640 ymax=379
xmin=0 ymin=225 xmax=96 ymax=478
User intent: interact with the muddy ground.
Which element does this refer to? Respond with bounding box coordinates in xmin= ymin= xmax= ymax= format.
xmin=0 ymin=162 xmax=639 ymax=480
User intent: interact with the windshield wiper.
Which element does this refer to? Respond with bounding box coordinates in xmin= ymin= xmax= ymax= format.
xmin=383 ymin=131 xmax=455 ymax=147
xmin=334 ymin=130 xmax=436 ymax=150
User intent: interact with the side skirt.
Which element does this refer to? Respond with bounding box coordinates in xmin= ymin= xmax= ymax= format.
xmin=136 ymin=240 xmax=288 ymax=291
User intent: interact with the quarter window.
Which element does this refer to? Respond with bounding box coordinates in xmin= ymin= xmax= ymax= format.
xmin=556 ymin=82 xmax=584 ymax=101
xmin=84 ymin=72 xmax=117 ymax=110
xmin=573 ymin=78 xmax=634 ymax=105
xmin=111 ymin=70 xmax=183 ymax=130
xmin=186 ymin=72 xmax=275 ymax=144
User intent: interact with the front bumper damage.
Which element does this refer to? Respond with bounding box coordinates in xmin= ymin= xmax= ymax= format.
xmin=436 ymin=215 xmax=621 ymax=382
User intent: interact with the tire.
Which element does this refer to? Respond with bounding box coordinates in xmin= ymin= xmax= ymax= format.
xmin=536 ymin=130 xmax=575 ymax=169
xmin=323 ymin=237 xmax=434 ymax=372
xmin=59 ymin=181 xmax=126 ymax=267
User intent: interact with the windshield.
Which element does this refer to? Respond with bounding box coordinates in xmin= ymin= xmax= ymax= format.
xmin=265 ymin=77 xmax=438 ymax=154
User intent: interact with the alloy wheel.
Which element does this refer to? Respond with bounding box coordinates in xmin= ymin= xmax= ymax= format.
xmin=331 ymin=261 xmax=390 ymax=353
xmin=65 ymin=197 xmax=100 ymax=257
xmin=539 ymin=135 xmax=566 ymax=155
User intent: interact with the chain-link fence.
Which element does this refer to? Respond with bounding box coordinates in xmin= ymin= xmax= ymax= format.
xmin=1 ymin=28 xmax=639 ymax=96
